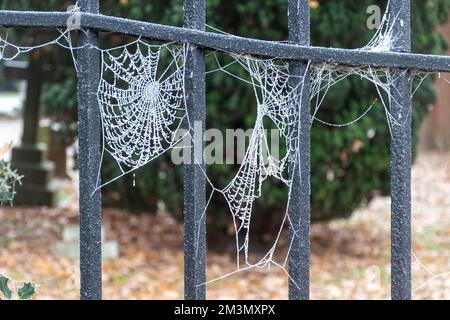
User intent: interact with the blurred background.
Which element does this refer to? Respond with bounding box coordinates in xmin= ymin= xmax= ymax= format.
xmin=0 ymin=0 xmax=449 ymax=299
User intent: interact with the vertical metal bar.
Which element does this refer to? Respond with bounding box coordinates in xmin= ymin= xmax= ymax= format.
xmin=77 ymin=0 xmax=102 ymax=300
xmin=183 ymin=0 xmax=206 ymax=300
xmin=288 ymin=0 xmax=311 ymax=300
xmin=389 ymin=0 xmax=412 ymax=300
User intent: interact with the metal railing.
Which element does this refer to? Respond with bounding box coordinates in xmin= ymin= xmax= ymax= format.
xmin=1 ymin=0 xmax=449 ymax=300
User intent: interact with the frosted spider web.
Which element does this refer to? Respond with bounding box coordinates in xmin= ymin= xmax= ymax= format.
xmin=196 ymin=1 xmax=450 ymax=292
xmin=194 ymin=52 xmax=317 ymax=286
xmin=0 ymin=28 xmax=79 ymax=61
xmin=0 ymin=0 xmax=448 ymax=297
xmin=95 ymin=41 xmax=187 ymax=189
xmin=214 ymin=55 xmax=302 ymax=271
xmin=361 ymin=0 xmax=399 ymax=52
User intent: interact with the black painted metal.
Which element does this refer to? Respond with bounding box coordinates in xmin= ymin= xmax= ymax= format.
xmin=1 ymin=10 xmax=450 ymax=72
xmin=77 ymin=0 xmax=102 ymax=300
xmin=288 ymin=0 xmax=311 ymax=300
xmin=183 ymin=0 xmax=206 ymax=300
xmin=389 ymin=0 xmax=412 ymax=300
xmin=0 ymin=1 xmax=433 ymax=301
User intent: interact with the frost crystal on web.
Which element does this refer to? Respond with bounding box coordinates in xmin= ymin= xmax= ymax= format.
xmin=97 ymin=41 xmax=185 ymax=186
xmin=216 ymin=55 xmax=305 ymax=269
xmin=0 ymin=0 xmax=448 ymax=295
xmin=361 ymin=0 xmax=401 ymax=53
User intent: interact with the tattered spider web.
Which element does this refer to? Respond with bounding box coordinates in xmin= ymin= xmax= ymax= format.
xmin=86 ymin=12 xmax=450 ymax=294
xmin=210 ymin=55 xmax=303 ymax=272
xmin=0 ymin=0 xmax=448 ymax=297
xmin=192 ymin=0 xmax=450 ymax=292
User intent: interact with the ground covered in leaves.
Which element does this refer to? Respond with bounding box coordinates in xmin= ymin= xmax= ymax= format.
xmin=0 ymin=152 xmax=449 ymax=300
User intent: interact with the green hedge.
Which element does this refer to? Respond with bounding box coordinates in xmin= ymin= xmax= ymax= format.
xmin=3 ymin=1 xmax=449 ymax=230
xmin=102 ymin=0 xmax=450 ymax=228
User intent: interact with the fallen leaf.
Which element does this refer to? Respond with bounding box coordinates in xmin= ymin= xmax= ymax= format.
xmin=0 ymin=141 xmax=12 ymax=157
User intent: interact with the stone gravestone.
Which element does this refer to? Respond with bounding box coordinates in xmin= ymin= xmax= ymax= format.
xmin=51 ymin=225 xmax=119 ymax=260
xmin=9 ymin=56 xmax=59 ymax=206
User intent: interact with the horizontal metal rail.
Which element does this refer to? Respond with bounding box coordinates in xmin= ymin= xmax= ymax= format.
xmin=1 ymin=10 xmax=450 ymax=72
